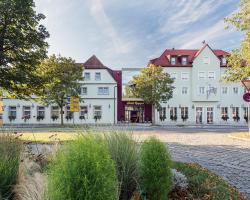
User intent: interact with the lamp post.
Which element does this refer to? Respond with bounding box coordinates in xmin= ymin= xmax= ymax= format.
xmin=113 ymin=85 xmax=117 ymax=124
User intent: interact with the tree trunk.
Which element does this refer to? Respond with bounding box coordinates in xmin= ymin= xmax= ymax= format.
xmin=60 ymin=105 xmax=64 ymax=126
xmin=152 ymin=104 xmax=155 ymax=125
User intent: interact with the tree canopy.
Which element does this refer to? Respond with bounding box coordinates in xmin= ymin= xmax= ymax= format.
xmin=37 ymin=55 xmax=83 ymax=125
xmin=0 ymin=0 xmax=49 ymax=97
xmin=223 ymin=0 xmax=250 ymax=82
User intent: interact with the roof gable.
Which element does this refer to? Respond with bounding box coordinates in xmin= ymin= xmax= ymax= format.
xmin=84 ymin=55 xmax=105 ymax=69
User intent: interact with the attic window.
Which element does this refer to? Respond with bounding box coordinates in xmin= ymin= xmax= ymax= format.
xmin=170 ymin=57 xmax=176 ymax=65
xmin=182 ymin=57 xmax=188 ymax=65
xmin=221 ymin=57 xmax=227 ymax=65
xmin=203 ymin=56 xmax=210 ymax=64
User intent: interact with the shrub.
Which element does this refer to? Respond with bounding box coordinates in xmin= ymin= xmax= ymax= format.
xmin=139 ymin=137 xmax=172 ymax=200
xmin=0 ymin=133 xmax=22 ymax=199
xmin=171 ymin=169 xmax=188 ymax=190
xmin=105 ymin=132 xmax=139 ymax=200
xmin=47 ymin=135 xmax=118 ymax=200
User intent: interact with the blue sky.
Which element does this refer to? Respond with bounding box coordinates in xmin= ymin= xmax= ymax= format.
xmin=35 ymin=0 xmax=243 ymax=69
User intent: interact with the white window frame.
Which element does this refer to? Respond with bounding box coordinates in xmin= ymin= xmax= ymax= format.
xmin=170 ymin=72 xmax=177 ymax=80
xmin=23 ymin=106 xmax=31 ymax=119
xmin=81 ymin=87 xmax=87 ymax=95
xmin=9 ymin=106 xmax=17 ymax=118
xmin=181 ymin=57 xmax=188 ymax=65
xmin=233 ymin=87 xmax=238 ymax=94
xmin=95 ymin=72 xmax=101 ymax=81
xmin=208 ymin=71 xmax=215 ymax=80
xmin=98 ymin=87 xmax=109 ymax=95
xmin=93 ymin=106 xmax=102 ymax=119
xmin=222 ymin=87 xmax=228 ymax=94
xmin=80 ymin=106 xmax=88 ymax=119
xmin=221 ymin=57 xmax=227 ymax=65
xmin=198 ymin=86 xmax=205 ymax=95
xmin=84 ymin=72 xmax=90 ymax=81
xmin=170 ymin=57 xmax=176 ymax=65
xmin=51 ymin=106 xmax=59 ymax=117
xmin=37 ymin=106 xmax=45 ymax=118
xmin=181 ymin=72 xmax=189 ymax=80
xmin=182 ymin=87 xmax=188 ymax=95
xmin=198 ymin=71 xmax=206 ymax=80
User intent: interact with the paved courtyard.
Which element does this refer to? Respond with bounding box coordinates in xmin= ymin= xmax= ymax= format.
xmin=133 ymin=128 xmax=250 ymax=199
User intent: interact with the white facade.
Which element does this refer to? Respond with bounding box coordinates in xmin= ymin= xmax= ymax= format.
xmin=155 ymin=46 xmax=248 ymax=125
xmin=3 ymin=68 xmax=117 ymax=125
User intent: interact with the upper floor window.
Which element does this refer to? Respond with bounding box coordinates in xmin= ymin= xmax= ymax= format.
xmin=81 ymin=87 xmax=87 ymax=95
xmin=208 ymin=71 xmax=215 ymax=80
xmin=181 ymin=72 xmax=189 ymax=80
xmin=182 ymin=87 xmax=188 ymax=95
xmin=95 ymin=72 xmax=101 ymax=81
xmin=84 ymin=72 xmax=90 ymax=81
xmin=198 ymin=86 xmax=205 ymax=95
xmin=98 ymin=87 xmax=109 ymax=95
xmin=221 ymin=57 xmax=227 ymax=65
xmin=181 ymin=57 xmax=188 ymax=65
xmin=170 ymin=73 xmax=177 ymax=80
xmin=198 ymin=71 xmax=206 ymax=80
xmin=222 ymin=87 xmax=228 ymax=94
xmin=203 ymin=56 xmax=210 ymax=64
xmin=233 ymin=87 xmax=238 ymax=94
xmin=170 ymin=57 xmax=176 ymax=65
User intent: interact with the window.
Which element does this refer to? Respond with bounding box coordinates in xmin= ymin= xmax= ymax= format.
xmin=159 ymin=107 xmax=166 ymax=121
xmin=181 ymin=57 xmax=188 ymax=65
xmin=95 ymin=72 xmax=101 ymax=81
xmin=233 ymin=87 xmax=238 ymax=94
xmin=181 ymin=107 xmax=188 ymax=121
xmin=81 ymin=87 xmax=87 ymax=95
xmin=84 ymin=72 xmax=90 ymax=81
xmin=98 ymin=87 xmax=109 ymax=95
xmin=181 ymin=72 xmax=189 ymax=80
xmin=208 ymin=71 xmax=215 ymax=80
xmin=232 ymin=107 xmax=240 ymax=122
xmin=244 ymin=107 xmax=249 ymax=121
xmin=66 ymin=106 xmax=73 ymax=120
xmin=222 ymin=87 xmax=228 ymax=94
xmin=93 ymin=106 xmax=102 ymax=119
xmin=170 ymin=73 xmax=177 ymax=80
xmin=221 ymin=57 xmax=227 ymax=65
xmin=170 ymin=57 xmax=176 ymax=65
xmin=51 ymin=106 xmax=59 ymax=118
xmin=9 ymin=106 xmax=17 ymax=119
xmin=182 ymin=87 xmax=188 ymax=94
xmin=37 ymin=106 xmax=45 ymax=118
xmin=198 ymin=86 xmax=205 ymax=95
xmin=221 ymin=107 xmax=228 ymax=121
xmin=203 ymin=56 xmax=210 ymax=64
xmin=170 ymin=107 xmax=177 ymax=121
xmin=80 ymin=106 xmax=88 ymax=119
xmin=22 ymin=106 xmax=31 ymax=119
xmin=198 ymin=72 xmax=206 ymax=80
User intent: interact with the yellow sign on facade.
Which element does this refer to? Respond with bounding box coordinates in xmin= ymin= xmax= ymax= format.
xmin=70 ymin=96 xmax=80 ymax=112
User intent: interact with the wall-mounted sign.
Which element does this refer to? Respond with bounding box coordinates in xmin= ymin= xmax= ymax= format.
xmin=126 ymin=101 xmax=144 ymax=105
xmin=243 ymin=92 xmax=250 ymax=102
xmin=70 ymin=96 xmax=80 ymax=112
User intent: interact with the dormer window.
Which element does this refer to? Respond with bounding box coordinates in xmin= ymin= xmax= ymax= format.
xmin=221 ymin=57 xmax=227 ymax=65
xmin=181 ymin=56 xmax=188 ymax=65
xmin=170 ymin=57 xmax=176 ymax=65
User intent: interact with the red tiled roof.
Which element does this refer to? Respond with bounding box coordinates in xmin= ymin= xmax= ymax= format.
xmin=150 ymin=44 xmax=229 ymax=67
xmin=83 ymin=55 xmax=105 ymax=69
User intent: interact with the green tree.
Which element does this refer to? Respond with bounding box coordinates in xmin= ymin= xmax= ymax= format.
xmin=129 ymin=64 xmax=174 ymax=124
xmin=37 ymin=55 xmax=83 ymax=125
xmin=0 ymin=0 xmax=49 ymax=97
xmin=224 ymin=0 xmax=250 ymax=81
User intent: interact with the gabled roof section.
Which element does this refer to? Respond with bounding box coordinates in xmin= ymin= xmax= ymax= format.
xmin=84 ymin=55 xmax=105 ymax=69
xmin=149 ymin=44 xmax=229 ymax=67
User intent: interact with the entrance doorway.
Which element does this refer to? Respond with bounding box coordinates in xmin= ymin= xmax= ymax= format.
xmin=125 ymin=105 xmax=144 ymax=123
xmin=207 ymin=107 xmax=214 ymax=124
xmin=196 ymin=107 xmax=203 ymax=124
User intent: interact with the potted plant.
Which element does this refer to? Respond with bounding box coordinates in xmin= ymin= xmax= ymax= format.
xmin=170 ymin=115 xmax=177 ymax=121
xmin=79 ymin=115 xmax=85 ymax=120
xmin=181 ymin=115 xmax=188 ymax=122
xmin=51 ymin=115 xmax=58 ymax=121
xmin=94 ymin=115 xmax=101 ymax=122
xmin=160 ymin=115 xmax=166 ymax=121
xmin=66 ymin=115 xmax=72 ymax=121
xmin=221 ymin=116 xmax=229 ymax=121
xmin=37 ymin=116 xmax=44 ymax=121
xmin=233 ymin=115 xmax=240 ymax=122
xmin=8 ymin=116 xmax=16 ymax=121
xmin=22 ymin=115 xmax=30 ymax=122
xmin=244 ymin=115 xmax=248 ymax=122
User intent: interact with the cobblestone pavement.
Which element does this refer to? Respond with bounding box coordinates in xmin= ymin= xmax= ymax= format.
xmin=134 ymin=131 xmax=250 ymax=199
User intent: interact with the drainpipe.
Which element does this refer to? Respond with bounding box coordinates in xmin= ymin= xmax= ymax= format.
xmin=113 ymin=85 xmax=117 ymax=124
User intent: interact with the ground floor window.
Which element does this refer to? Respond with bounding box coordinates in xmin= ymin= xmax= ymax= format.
xmin=244 ymin=107 xmax=249 ymax=122
xmin=196 ymin=107 xmax=202 ymax=124
xmin=159 ymin=107 xmax=166 ymax=121
xmin=22 ymin=106 xmax=31 ymax=120
xmin=125 ymin=104 xmax=145 ymax=123
xmin=232 ymin=107 xmax=240 ymax=122
xmin=66 ymin=106 xmax=73 ymax=121
xmin=221 ymin=107 xmax=229 ymax=121
xmin=93 ymin=106 xmax=102 ymax=121
xmin=170 ymin=107 xmax=177 ymax=121
xmin=207 ymin=107 xmax=213 ymax=124
xmin=181 ymin=107 xmax=188 ymax=121
xmin=51 ymin=106 xmax=59 ymax=121
xmin=37 ymin=106 xmax=45 ymax=121
xmin=8 ymin=106 xmax=17 ymax=121
xmin=80 ymin=106 xmax=88 ymax=120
